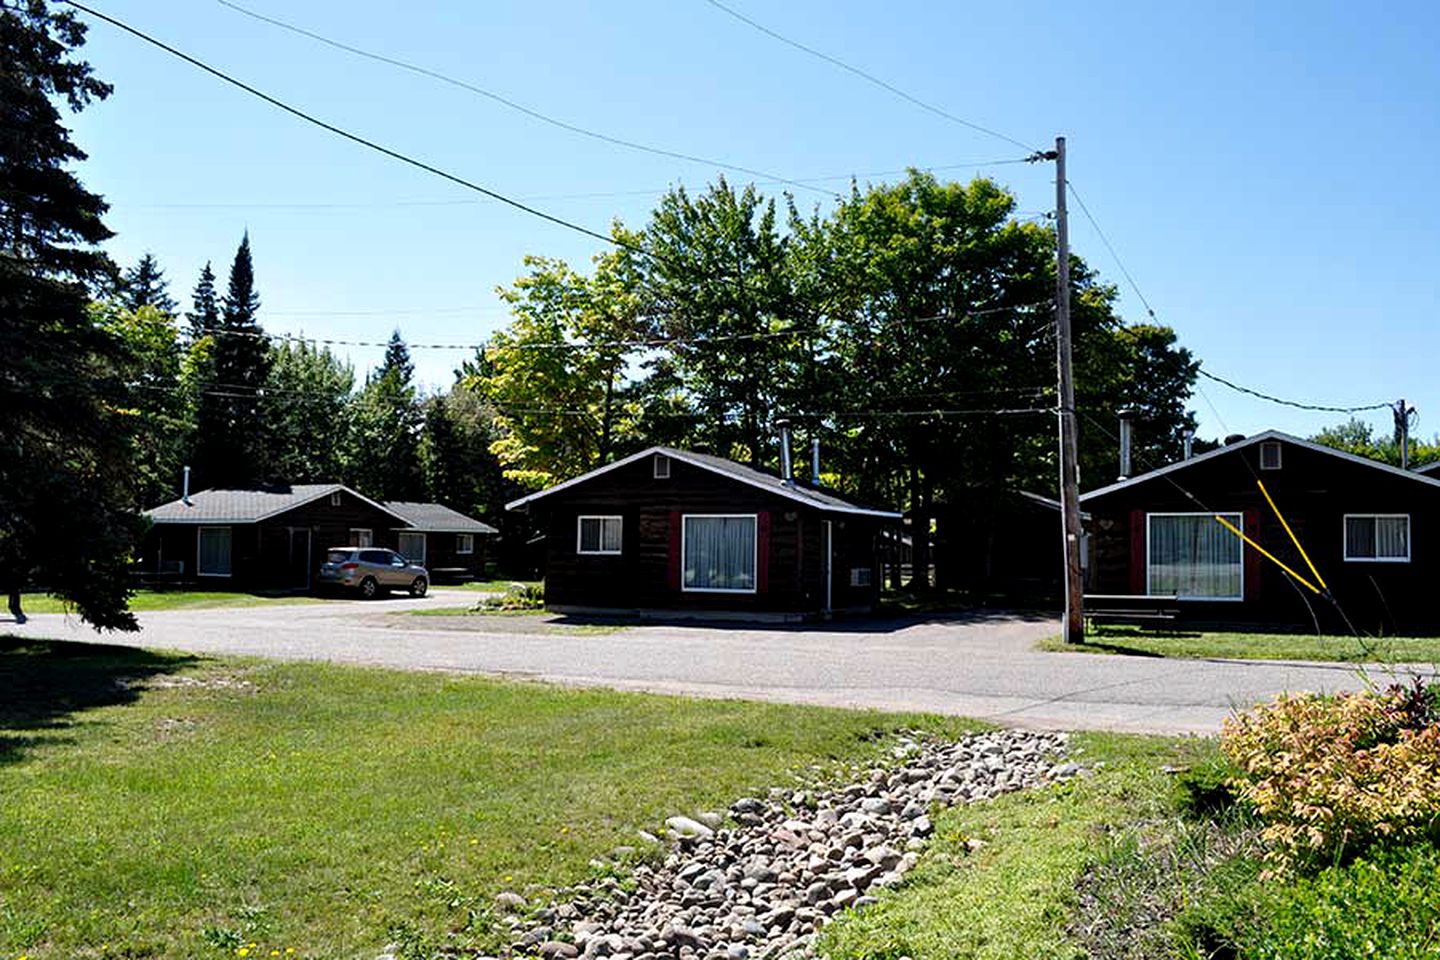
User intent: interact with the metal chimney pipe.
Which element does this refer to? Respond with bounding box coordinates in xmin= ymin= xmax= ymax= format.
xmin=776 ymin=419 xmax=793 ymax=485
xmin=182 ymin=465 xmax=192 ymax=505
xmin=1182 ymin=428 xmax=1195 ymax=461
xmin=1117 ymin=409 xmax=1135 ymax=481
xmin=811 ymin=437 xmax=821 ymax=488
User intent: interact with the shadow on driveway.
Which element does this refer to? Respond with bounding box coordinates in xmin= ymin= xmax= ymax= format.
xmin=0 ymin=636 xmax=200 ymax=765
xmin=546 ymin=607 xmax=1059 ymax=635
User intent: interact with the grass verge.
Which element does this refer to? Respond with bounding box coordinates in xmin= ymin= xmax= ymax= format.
xmin=1037 ymin=624 xmax=1440 ymax=663
xmin=18 ymin=590 xmax=321 ymax=615
xmin=445 ymin=579 xmax=542 ymax=593
xmin=817 ymin=733 xmax=1218 ymax=960
xmin=0 ymin=636 xmax=978 ymax=959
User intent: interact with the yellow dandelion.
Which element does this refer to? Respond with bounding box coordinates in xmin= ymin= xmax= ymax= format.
xmin=271 ymin=952 xmax=281 ymax=958
xmin=237 ymin=950 xmax=250 ymax=958
xmin=504 ymin=874 xmax=512 ymax=882
xmin=286 ymin=950 xmax=295 ymax=956
xmin=470 ymin=838 xmax=479 ymax=845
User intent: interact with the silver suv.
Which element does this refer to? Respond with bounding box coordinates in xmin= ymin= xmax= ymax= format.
xmin=317 ymin=547 xmax=429 ymax=599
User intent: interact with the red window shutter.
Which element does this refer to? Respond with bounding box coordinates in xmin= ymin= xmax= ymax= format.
xmin=1244 ymin=509 xmax=1261 ymax=601
xmin=668 ymin=511 xmax=682 ymax=591
xmin=1130 ymin=509 xmax=1146 ymax=595
xmin=756 ymin=511 xmax=771 ymax=593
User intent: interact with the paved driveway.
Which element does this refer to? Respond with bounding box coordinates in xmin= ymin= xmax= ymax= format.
xmin=9 ymin=593 xmax=1425 ymax=735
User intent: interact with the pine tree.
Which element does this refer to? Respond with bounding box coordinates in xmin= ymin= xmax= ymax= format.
xmin=192 ymin=233 xmax=272 ymax=487
xmin=346 ymin=330 xmax=424 ymax=500
xmin=0 ymin=0 xmax=141 ymax=629
xmin=186 ymin=261 xmax=219 ymax=339
xmin=119 ymin=252 xmax=176 ymax=315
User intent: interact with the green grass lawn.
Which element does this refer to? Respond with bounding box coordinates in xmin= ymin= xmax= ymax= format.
xmin=0 ymin=636 xmax=979 ymax=959
xmin=18 ymin=590 xmax=322 ymax=615
xmin=818 ymin=732 xmax=1217 ymax=960
xmin=1037 ymin=625 xmax=1440 ymax=663
xmin=445 ymin=579 xmax=542 ymax=593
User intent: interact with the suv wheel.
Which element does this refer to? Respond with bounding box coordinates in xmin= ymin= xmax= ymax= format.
xmin=409 ymin=576 xmax=428 ymax=598
xmin=359 ymin=576 xmax=380 ymax=600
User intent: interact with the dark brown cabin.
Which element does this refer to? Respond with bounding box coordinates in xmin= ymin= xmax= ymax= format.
xmin=142 ymin=485 xmax=494 ymax=591
xmin=1081 ymin=430 xmax=1440 ymax=635
xmin=506 ymin=447 xmax=901 ymax=620
xmin=382 ymin=501 xmax=498 ymax=583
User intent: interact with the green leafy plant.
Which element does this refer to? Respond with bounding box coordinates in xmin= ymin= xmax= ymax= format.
xmin=1222 ymin=685 xmax=1440 ymax=874
xmin=473 ymin=582 xmax=545 ymax=612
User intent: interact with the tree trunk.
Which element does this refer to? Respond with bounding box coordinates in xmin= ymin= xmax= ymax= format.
xmin=908 ymin=466 xmax=932 ymax=592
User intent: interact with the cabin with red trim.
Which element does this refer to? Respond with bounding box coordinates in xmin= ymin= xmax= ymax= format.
xmin=1080 ymin=430 xmax=1440 ymax=635
xmin=506 ymin=447 xmax=901 ymax=619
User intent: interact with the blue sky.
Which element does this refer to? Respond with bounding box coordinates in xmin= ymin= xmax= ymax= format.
xmin=66 ymin=0 xmax=1440 ymax=445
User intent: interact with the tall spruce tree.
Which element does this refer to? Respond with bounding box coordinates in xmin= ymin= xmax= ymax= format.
xmin=186 ymin=261 xmax=219 ymax=339
xmin=346 ymin=330 xmax=424 ymax=500
xmin=0 ymin=0 xmax=141 ymax=629
xmin=192 ymin=233 xmax=271 ymax=487
xmin=119 ymin=252 xmax=176 ymax=315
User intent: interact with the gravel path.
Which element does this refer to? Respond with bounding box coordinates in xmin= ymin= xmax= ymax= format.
xmin=9 ymin=594 xmax=1428 ymax=734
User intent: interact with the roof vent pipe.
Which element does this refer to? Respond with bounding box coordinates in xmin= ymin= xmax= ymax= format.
xmin=1117 ymin=409 xmax=1136 ymax=481
xmin=1182 ymin=428 xmax=1195 ymax=461
xmin=811 ymin=437 xmax=821 ymax=488
xmin=182 ymin=465 xmax=192 ymax=506
xmin=776 ymin=419 xmax=794 ymax=486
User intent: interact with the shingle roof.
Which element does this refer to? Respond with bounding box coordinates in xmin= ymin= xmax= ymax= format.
xmin=146 ymin=484 xmax=407 ymax=524
xmin=382 ymin=501 xmax=498 ymax=534
xmin=506 ymin=446 xmax=902 ymax=519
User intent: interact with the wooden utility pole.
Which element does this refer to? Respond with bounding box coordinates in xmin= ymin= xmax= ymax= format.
xmin=1396 ymin=398 xmax=1414 ymax=470
xmin=1053 ymin=136 xmax=1085 ymax=643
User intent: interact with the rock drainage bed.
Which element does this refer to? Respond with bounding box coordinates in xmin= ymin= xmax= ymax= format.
xmin=501 ymin=729 xmax=1073 ymax=960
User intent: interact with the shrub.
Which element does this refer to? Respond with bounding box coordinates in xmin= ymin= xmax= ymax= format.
xmin=474 ymin=582 xmax=545 ymax=612
xmin=1246 ymin=843 xmax=1440 ymax=960
xmin=1222 ymin=685 xmax=1440 ymax=874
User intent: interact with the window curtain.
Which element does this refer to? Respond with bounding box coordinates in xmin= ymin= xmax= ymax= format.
xmin=579 ymin=517 xmax=621 ymax=552
xmin=684 ymin=516 xmax=757 ymax=591
xmin=1347 ymin=516 xmax=1408 ymax=559
xmin=1148 ymin=514 xmax=1242 ymax=598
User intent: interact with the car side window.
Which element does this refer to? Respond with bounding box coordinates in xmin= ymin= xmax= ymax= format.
xmin=391 ymin=554 xmax=407 ymax=567
xmin=360 ymin=550 xmax=389 ymax=564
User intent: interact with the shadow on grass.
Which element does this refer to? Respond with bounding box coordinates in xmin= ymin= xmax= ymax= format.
xmin=0 ymin=636 xmax=200 ymax=765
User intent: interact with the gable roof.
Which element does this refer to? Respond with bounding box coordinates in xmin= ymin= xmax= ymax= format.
xmin=383 ymin=501 xmax=498 ymax=534
xmin=1415 ymin=461 xmax=1440 ymax=476
xmin=1080 ymin=430 xmax=1440 ymax=502
xmin=146 ymin=483 xmax=409 ymax=525
xmin=506 ymin=446 xmax=903 ymax=519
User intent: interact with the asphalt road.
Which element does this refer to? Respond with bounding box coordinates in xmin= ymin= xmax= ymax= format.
xmin=8 ymin=592 xmax=1422 ymax=735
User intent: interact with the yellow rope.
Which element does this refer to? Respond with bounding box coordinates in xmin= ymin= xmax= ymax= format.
xmin=1256 ymin=478 xmax=1328 ymax=591
xmin=1212 ymin=515 xmax=1321 ymax=595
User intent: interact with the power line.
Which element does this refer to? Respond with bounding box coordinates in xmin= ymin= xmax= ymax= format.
xmin=111 ymin=159 xmax=1037 ymax=211
xmin=1065 ymin=181 xmax=1157 ymax=322
xmin=212 ymin=0 xmax=838 ymax=199
xmin=699 ymin=0 xmax=1038 ymax=153
xmin=62 ymin=1 xmax=640 ymax=255
xmin=1196 ymin=367 xmax=1391 ymax=415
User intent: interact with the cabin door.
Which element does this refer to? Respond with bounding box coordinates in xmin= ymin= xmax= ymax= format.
xmin=822 ymin=520 xmax=834 ymax=616
xmin=288 ymin=528 xmax=312 ymax=589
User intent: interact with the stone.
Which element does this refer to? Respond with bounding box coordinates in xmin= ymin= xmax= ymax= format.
xmin=803 ymin=881 xmax=830 ymax=905
xmin=495 ymin=890 xmax=526 ymax=911
xmin=696 ymin=811 xmax=724 ymax=828
xmin=859 ymin=797 xmax=892 ymax=816
xmin=540 ymin=943 xmax=579 ymax=960
xmin=732 ymin=797 xmax=766 ymax=815
xmin=666 ymin=816 xmax=715 ymax=839
xmin=911 ymin=815 xmax=934 ymax=838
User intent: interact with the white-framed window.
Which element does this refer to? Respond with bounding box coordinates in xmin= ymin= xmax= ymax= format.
xmin=349 ymin=528 xmax=373 ymax=547
xmin=1147 ymin=512 xmax=1243 ymax=600
xmin=197 ymin=526 xmax=232 ymax=577
xmin=456 ymin=533 xmax=474 ymax=555
xmin=1259 ymin=442 xmax=1283 ymax=470
xmin=683 ymin=514 xmax=758 ymax=593
xmin=577 ymin=515 xmax=623 ymax=555
xmin=329 ymin=491 xmax=342 ymax=506
xmin=850 ymin=567 xmax=873 ymax=587
xmin=1344 ymin=514 xmax=1410 ymax=562
xmin=397 ymin=531 xmax=427 ymax=564
xmin=654 ymin=454 xmax=671 ymax=479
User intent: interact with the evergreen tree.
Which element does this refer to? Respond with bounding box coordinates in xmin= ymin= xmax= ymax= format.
xmin=346 ymin=330 xmax=424 ymax=500
xmin=192 ymin=233 xmax=272 ymax=487
xmin=0 ymin=0 xmax=141 ymax=629
xmin=119 ymin=252 xmax=176 ymax=315
xmin=262 ymin=341 xmax=354 ymax=482
xmin=186 ymin=261 xmax=219 ymax=339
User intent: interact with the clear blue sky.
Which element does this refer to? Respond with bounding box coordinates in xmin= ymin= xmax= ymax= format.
xmin=66 ymin=0 xmax=1440 ymax=445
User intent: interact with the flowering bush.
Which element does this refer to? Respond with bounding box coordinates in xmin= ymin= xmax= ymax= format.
xmin=1221 ymin=683 xmax=1440 ymax=874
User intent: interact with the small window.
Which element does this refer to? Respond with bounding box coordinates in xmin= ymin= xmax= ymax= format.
xmin=683 ymin=514 xmax=758 ymax=593
xmin=850 ymin=567 xmax=873 ymax=587
xmin=1259 ymin=442 xmax=1282 ymax=470
xmin=456 ymin=533 xmax=474 ymax=555
xmin=397 ymin=531 xmax=427 ymax=564
xmin=1344 ymin=515 xmax=1410 ymax=562
xmin=349 ymin=528 xmax=373 ymax=547
xmin=654 ymin=454 xmax=671 ymax=479
xmin=577 ymin=515 xmax=623 ymax=555
xmin=329 ymin=491 xmax=342 ymax=507
xmin=197 ymin=526 xmax=232 ymax=577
